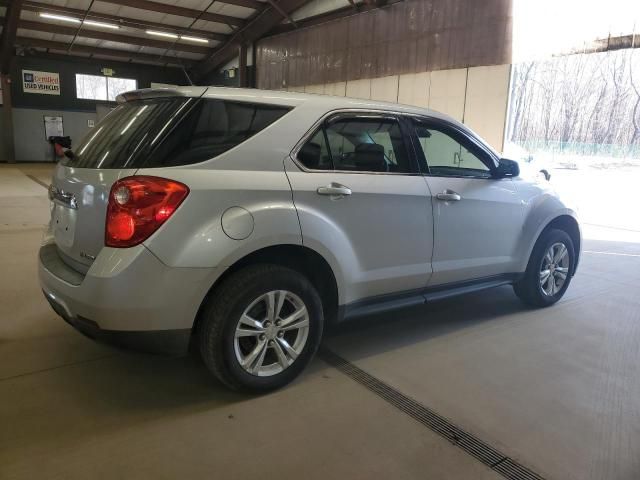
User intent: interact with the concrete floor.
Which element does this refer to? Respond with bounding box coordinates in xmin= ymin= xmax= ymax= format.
xmin=1 ymin=163 xmax=639 ymax=480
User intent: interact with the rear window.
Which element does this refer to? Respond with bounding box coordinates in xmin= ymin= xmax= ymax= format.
xmin=64 ymin=98 xmax=291 ymax=169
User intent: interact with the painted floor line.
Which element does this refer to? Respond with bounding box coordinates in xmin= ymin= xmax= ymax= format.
xmin=584 ymin=250 xmax=640 ymax=257
xmin=583 ymin=223 xmax=640 ymax=233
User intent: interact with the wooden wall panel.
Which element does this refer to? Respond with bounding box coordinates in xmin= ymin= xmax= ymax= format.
xmin=256 ymin=0 xmax=512 ymax=90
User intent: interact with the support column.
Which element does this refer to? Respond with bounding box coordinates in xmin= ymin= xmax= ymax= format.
xmin=251 ymin=42 xmax=257 ymax=88
xmin=1 ymin=73 xmax=16 ymax=163
xmin=238 ymin=43 xmax=248 ymax=88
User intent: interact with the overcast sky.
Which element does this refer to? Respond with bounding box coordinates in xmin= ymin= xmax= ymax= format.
xmin=513 ymin=0 xmax=640 ymax=61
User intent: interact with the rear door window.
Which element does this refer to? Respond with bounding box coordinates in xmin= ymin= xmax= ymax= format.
xmin=327 ymin=117 xmax=412 ymax=173
xmin=296 ymin=115 xmax=415 ymax=174
xmin=64 ymin=98 xmax=291 ymax=169
xmin=297 ymin=130 xmax=333 ymax=170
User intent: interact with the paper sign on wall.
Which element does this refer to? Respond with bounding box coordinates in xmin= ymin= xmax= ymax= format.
xmin=44 ymin=116 xmax=64 ymax=140
xmin=23 ymin=70 xmax=61 ymax=95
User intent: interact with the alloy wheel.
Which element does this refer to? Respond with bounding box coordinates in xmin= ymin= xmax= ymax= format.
xmin=539 ymin=242 xmax=570 ymax=296
xmin=234 ymin=290 xmax=310 ymax=376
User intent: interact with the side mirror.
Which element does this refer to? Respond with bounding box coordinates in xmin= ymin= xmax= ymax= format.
xmin=495 ymin=158 xmax=519 ymax=178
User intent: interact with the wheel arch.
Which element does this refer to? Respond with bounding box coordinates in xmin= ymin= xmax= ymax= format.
xmin=527 ymin=213 xmax=581 ymax=275
xmin=543 ymin=215 xmax=581 ymax=273
xmin=192 ymin=244 xmax=340 ymax=343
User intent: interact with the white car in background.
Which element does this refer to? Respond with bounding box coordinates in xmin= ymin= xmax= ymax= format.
xmin=503 ymin=142 xmax=552 ymax=181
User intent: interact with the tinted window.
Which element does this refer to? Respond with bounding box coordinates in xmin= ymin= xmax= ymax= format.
xmin=328 ymin=117 xmax=411 ymax=173
xmin=64 ymin=98 xmax=290 ymax=169
xmin=65 ymin=98 xmax=189 ymax=168
xmin=297 ymin=130 xmax=333 ymax=170
xmin=297 ymin=116 xmax=413 ymax=173
xmin=414 ymin=123 xmax=492 ymax=178
xmin=153 ymin=100 xmax=291 ymax=167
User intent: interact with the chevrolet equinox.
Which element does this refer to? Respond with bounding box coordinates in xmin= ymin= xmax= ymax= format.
xmin=39 ymin=87 xmax=581 ymax=392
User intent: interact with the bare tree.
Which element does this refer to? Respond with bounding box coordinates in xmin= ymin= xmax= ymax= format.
xmin=508 ymin=47 xmax=640 ymax=159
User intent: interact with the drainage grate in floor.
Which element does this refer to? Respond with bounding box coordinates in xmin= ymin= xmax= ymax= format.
xmin=319 ymin=348 xmax=545 ymax=480
xmin=27 ymin=175 xmax=49 ymax=189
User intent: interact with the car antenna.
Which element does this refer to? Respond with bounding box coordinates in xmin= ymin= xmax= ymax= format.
xmin=181 ymin=66 xmax=195 ymax=86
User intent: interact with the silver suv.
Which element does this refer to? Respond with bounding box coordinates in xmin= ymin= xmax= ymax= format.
xmin=39 ymin=87 xmax=580 ymax=392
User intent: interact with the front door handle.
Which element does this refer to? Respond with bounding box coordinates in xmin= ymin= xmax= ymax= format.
xmin=317 ymin=183 xmax=352 ymax=197
xmin=436 ymin=190 xmax=461 ymax=202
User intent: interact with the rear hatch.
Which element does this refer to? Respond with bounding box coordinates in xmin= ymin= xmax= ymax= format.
xmin=49 ymin=88 xmax=207 ymax=272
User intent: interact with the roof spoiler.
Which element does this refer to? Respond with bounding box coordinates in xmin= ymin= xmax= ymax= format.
xmin=116 ymin=86 xmax=208 ymax=104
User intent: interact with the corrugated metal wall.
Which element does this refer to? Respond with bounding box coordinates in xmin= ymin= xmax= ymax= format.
xmin=256 ymin=0 xmax=512 ymax=89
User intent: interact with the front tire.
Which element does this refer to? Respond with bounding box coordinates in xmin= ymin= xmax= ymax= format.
xmin=514 ymin=228 xmax=575 ymax=308
xmin=199 ymin=264 xmax=324 ymax=392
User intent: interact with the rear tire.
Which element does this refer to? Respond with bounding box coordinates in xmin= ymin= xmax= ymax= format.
xmin=514 ymin=228 xmax=575 ymax=308
xmin=199 ymin=264 xmax=324 ymax=392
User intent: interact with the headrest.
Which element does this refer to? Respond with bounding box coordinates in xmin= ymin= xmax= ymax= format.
xmin=354 ymin=143 xmax=386 ymax=172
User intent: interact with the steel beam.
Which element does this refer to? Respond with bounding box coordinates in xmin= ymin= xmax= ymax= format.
xmin=15 ymin=37 xmax=193 ymax=66
xmin=97 ymin=0 xmax=249 ymax=27
xmin=18 ymin=20 xmax=211 ymax=55
xmin=192 ymin=0 xmax=310 ymax=80
xmin=19 ymin=1 xmax=229 ymax=43
xmin=0 ymin=0 xmax=23 ymax=74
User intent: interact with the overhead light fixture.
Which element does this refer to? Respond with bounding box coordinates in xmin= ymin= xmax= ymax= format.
xmin=39 ymin=12 xmax=120 ymax=29
xmin=146 ymin=30 xmax=179 ymax=39
xmin=39 ymin=13 xmax=81 ymax=24
xmin=83 ymin=20 xmax=120 ymax=29
xmin=180 ymin=35 xmax=209 ymax=44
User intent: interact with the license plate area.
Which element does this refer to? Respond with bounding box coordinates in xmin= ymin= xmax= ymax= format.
xmin=52 ymin=203 xmax=77 ymax=248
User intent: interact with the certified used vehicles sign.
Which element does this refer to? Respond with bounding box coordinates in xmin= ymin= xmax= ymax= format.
xmin=22 ymin=70 xmax=61 ymax=96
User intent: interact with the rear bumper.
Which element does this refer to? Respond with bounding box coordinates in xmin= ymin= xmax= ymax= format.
xmin=39 ymin=242 xmax=220 ymax=355
xmin=44 ymin=289 xmax=190 ymax=355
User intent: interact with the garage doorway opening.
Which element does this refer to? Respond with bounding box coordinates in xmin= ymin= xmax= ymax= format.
xmin=506 ymin=0 xmax=640 ymax=244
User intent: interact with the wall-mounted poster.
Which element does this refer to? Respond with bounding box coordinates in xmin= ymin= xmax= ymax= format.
xmin=44 ymin=116 xmax=64 ymax=140
xmin=23 ymin=70 xmax=61 ymax=95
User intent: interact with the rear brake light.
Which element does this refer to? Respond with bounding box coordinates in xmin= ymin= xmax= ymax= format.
xmin=106 ymin=176 xmax=189 ymax=248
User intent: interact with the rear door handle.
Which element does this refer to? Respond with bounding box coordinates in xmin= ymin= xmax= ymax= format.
xmin=436 ymin=190 xmax=461 ymax=202
xmin=317 ymin=183 xmax=352 ymax=197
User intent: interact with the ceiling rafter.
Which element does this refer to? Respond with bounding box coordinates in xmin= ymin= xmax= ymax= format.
xmin=192 ymin=0 xmax=310 ymax=80
xmin=268 ymin=0 xmax=401 ymax=35
xmin=18 ymin=19 xmax=212 ymax=55
xmin=15 ymin=36 xmax=193 ymax=67
xmin=96 ymin=0 xmax=253 ymax=28
xmin=18 ymin=1 xmax=228 ymax=42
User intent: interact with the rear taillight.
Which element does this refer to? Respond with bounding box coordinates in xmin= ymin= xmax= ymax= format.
xmin=106 ymin=176 xmax=189 ymax=248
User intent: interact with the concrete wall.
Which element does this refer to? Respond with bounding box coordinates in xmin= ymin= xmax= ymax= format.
xmin=4 ymin=55 xmax=186 ymax=162
xmin=11 ymin=109 xmax=98 ymax=163
xmin=285 ymin=64 xmax=512 ymax=153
